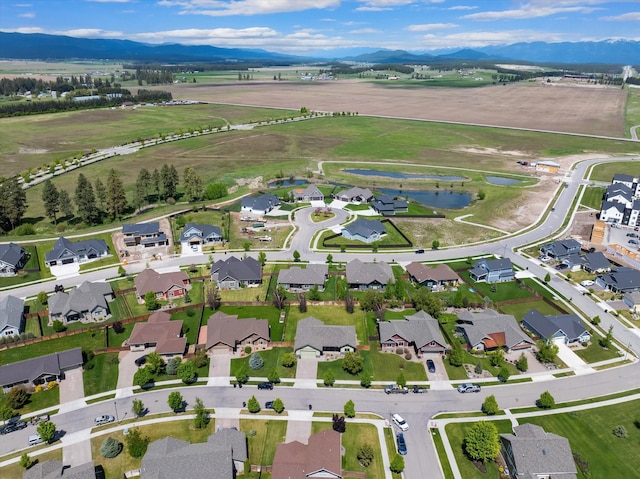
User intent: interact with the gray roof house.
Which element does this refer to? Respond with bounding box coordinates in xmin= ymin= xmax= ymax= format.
xmin=334 ymin=186 xmax=373 ymax=203
xmin=141 ymin=428 xmax=248 ymax=479
xmin=241 ymin=193 xmax=280 ymax=216
xmin=342 ymin=218 xmax=387 ymax=243
xmin=48 ymin=281 xmax=114 ymax=325
xmin=211 ymin=256 xmax=262 ymax=289
xmin=44 ymin=237 xmax=109 ymax=267
xmin=596 ymin=267 xmax=640 ymax=293
xmin=469 ymin=258 xmax=515 ymax=283
xmin=0 ymin=347 xmax=83 ymax=391
xmin=522 ymin=308 xmax=590 ymax=345
xmin=23 ymin=460 xmax=97 ymax=479
xmin=180 ymin=223 xmax=223 ymax=245
xmin=623 ymin=291 xmax=640 ymax=313
xmin=290 ymin=185 xmax=324 ymax=202
xmin=277 ymin=264 xmax=328 ymax=291
xmin=563 ymin=251 xmax=610 ymax=273
xmin=0 ymin=242 xmax=27 ymax=276
xmin=346 ymin=258 xmax=394 ymax=290
xmin=379 ymin=310 xmax=448 ymax=354
xmin=371 ymin=194 xmax=408 ymax=216
xmin=540 ymin=238 xmax=582 ymax=259
xmin=0 ymin=295 xmax=24 ymax=338
xmin=500 ymin=424 xmax=577 ymax=479
xmin=456 ymin=309 xmax=534 ymax=352
xmin=294 ymin=316 xmax=357 ymax=359
xmin=122 ymin=222 xmax=168 ymax=248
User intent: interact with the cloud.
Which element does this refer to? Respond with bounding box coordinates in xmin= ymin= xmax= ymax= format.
xmin=463 ymin=4 xmax=600 ymax=21
xmin=349 ymin=28 xmax=380 ymax=34
xmin=355 ymin=0 xmax=443 ymax=10
xmin=18 ymin=12 xmax=35 ymax=18
xmin=158 ymin=0 xmax=341 ymax=16
xmin=447 ymin=5 xmax=477 ymax=10
xmin=14 ymin=3 xmax=32 ymax=7
xmin=600 ymin=11 xmax=640 ymax=21
xmin=63 ymin=28 xmax=124 ymax=37
xmin=419 ymin=29 xmax=567 ymax=48
xmin=406 ymin=23 xmax=457 ymax=32
xmin=2 ymin=27 xmax=43 ymax=33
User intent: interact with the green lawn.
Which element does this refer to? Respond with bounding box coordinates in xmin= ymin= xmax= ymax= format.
xmin=83 ymin=352 xmax=119 ymax=396
xmin=240 ymin=418 xmax=287 ymax=466
xmin=458 ymin=272 xmax=537 ymax=302
xmin=0 ymin=449 xmax=62 ymax=479
xmin=108 ymin=295 xmax=132 ymax=321
xmin=573 ymin=342 xmax=620 ymax=363
xmin=21 ymin=387 xmax=60 ymax=414
xmin=499 ymin=300 xmax=565 ymax=320
xmin=285 ymin=305 xmax=369 ymax=344
xmin=0 ymin=329 xmax=106 ymax=364
xmin=230 ymin=347 xmax=297 ymax=380
xmin=171 ymin=306 xmax=203 ymax=345
xmin=107 ymin=321 xmax=134 ymax=347
xmin=580 ymin=186 xmax=605 ymax=210
xmin=213 ymin=304 xmax=285 ymax=342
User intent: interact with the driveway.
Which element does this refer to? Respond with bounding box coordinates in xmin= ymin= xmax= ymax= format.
xmin=294 ymin=357 xmax=318 ymax=388
xmin=207 ymin=352 xmax=232 ymax=386
xmin=58 ymin=367 xmax=85 ymax=413
xmin=50 ymin=262 xmax=80 ymax=279
xmin=62 ymin=433 xmax=92 ymax=467
xmin=116 ymin=350 xmax=146 ymax=395
xmin=424 ymin=355 xmax=448 ymax=389
xmin=284 ymin=410 xmax=313 ymax=444
xmin=556 ymin=343 xmax=591 ymax=374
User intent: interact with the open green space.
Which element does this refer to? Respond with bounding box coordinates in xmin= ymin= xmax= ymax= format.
xmin=457 ymin=273 xmax=537 ymax=303
xmin=626 ymin=87 xmax=640 ymax=137
xmin=83 ymin=352 xmax=119 ymax=397
xmin=589 ymin=161 xmax=638 ymax=183
xmin=580 ymin=186 xmax=605 ymax=210
xmin=498 ymin=299 xmax=565 ymax=320
xmin=230 ymin=347 xmax=297 ymax=380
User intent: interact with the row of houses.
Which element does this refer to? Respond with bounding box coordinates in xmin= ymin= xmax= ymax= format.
xmin=600 ymin=174 xmax=640 ymax=226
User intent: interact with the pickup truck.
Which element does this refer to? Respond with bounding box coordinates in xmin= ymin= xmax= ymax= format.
xmin=384 ymin=384 xmax=409 ymax=395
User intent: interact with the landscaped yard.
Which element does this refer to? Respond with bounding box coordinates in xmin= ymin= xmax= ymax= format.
xmin=83 ymin=352 xmax=119 ymax=397
xmin=458 ymin=273 xmax=537 ymax=303
xmin=230 ymin=347 xmax=297 ymax=380
xmin=573 ymin=342 xmax=620 ymax=363
xmin=285 ymin=305 xmax=369 ymax=344
xmin=211 ymin=304 xmax=286 ymax=342
xmin=239 ymin=418 xmax=287 ymax=466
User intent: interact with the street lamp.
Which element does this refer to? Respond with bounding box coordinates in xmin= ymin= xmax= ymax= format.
xmin=114 ymin=401 xmax=119 ymax=423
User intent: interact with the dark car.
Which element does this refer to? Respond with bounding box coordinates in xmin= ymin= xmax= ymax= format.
xmin=412 ymin=385 xmax=427 ymax=394
xmin=0 ymin=420 xmax=27 ymax=435
xmin=426 ymin=359 xmax=436 ymax=373
xmin=257 ymin=382 xmax=273 ymax=390
xmin=134 ymin=355 xmax=147 ymax=367
xmin=555 ymin=263 xmax=568 ymax=270
xmin=396 ymin=433 xmax=407 ymax=455
xmin=265 ymin=401 xmax=274 ymax=410
xmin=415 ymin=249 xmax=425 ymax=254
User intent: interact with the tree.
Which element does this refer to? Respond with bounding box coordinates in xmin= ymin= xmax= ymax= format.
xmin=396 ymin=372 xmax=406 ymax=388
xmin=544 ymin=272 xmax=551 ymax=283
xmin=183 ymin=166 xmax=204 ymax=202
xmin=412 ymin=287 xmax=443 ymax=318
xmin=74 ymin=173 xmax=98 ymax=224
xmin=298 ymin=292 xmax=307 ymax=313
xmin=342 ymin=351 xmax=363 ymax=375
xmin=394 ymin=278 xmax=405 ymax=301
xmin=0 ymin=177 xmax=27 ymax=230
xmin=498 ymin=366 xmax=511 ymax=382
xmin=58 ymin=189 xmax=73 ymax=218
xmin=357 ymin=444 xmax=374 ymax=467
xmin=206 ymin=282 xmax=221 ymax=310
xmin=536 ymin=340 xmax=559 ymax=363
xmin=166 ymin=357 xmax=180 ymax=376
xmin=482 ymin=395 xmax=499 ymax=415
xmin=293 ymin=250 xmax=301 ymax=262
xmin=6 ymin=386 xmax=29 ymax=409
xmin=489 ymin=349 xmax=504 ymax=367
xmin=167 ymin=391 xmax=183 ymax=412
xmin=360 ymin=371 xmax=372 ymax=388
xmin=37 ymin=290 xmax=48 ymax=305
xmin=160 ymin=163 xmax=178 ymax=199
xmin=344 ymin=399 xmax=356 ymax=418
xmin=100 ymin=437 xmax=123 ymax=458
xmin=332 ymin=414 xmax=346 ymax=433
xmin=537 ymin=391 xmax=555 ymax=409
xmin=133 ymin=366 xmax=153 ymax=388
xmin=258 ymin=251 xmax=267 ymax=266
xmin=326 ymin=253 xmax=333 ymax=264
xmin=41 ymin=179 xmax=60 ymax=224
xmin=247 ymin=395 xmax=260 ymax=413
xmin=324 ymin=369 xmax=335 ymax=387
xmin=345 ymin=293 xmax=355 ymax=314
xmin=193 ymin=348 xmax=208 ymax=368
xmin=432 ymin=239 xmax=440 ymax=250
xmin=135 ymin=168 xmax=151 ymax=204
xmin=599 ymin=325 xmax=614 ymax=348
xmin=52 ymin=319 xmax=66 ymax=332
xmin=272 ymin=398 xmax=285 ymax=413
xmin=281 ymin=352 xmax=296 ymax=368
xmin=37 ymin=420 xmax=56 ymax=443
xmin=106 ymin=169 xmax=128 ymax=219
xmin=19 ymin=453 xmax=33 ymax=469
xmin=268 ymin=369 xmax=280 ymax=384
xmin=193 ymin=397 xmax=209 ymax=428
xmin=0 ymin=404 xmax=15 ymax=424
xmin=390 ymin=454 xmax=405 ymax=473
xmin=360 ymin=289 xmax=384 ymax=312
xmin=236 ymin=366 xmax=249 ymax=384
xmin=145 ymin=352 xmax=165 ymax=375
xmin=249 ymin=352 xmax=264 ymax=370
xmin=516 ymin=353 xmax=528 ymax=372
xmin=94 ymin=177 xmax=107 ymax=211
xmin=177 ymin=360 xmax=197 ymax=383
xmin=204 ymin=182 xmax=228 ymax=200
xmin=125 ymin=428 xmax=150 ymax=458
xmin=273 ymin=285 xmax=287 ymax=309
xmin=464 ymin=421 xmax=501 ymax=463
xmin=151 ymin=168 xmax=162 ymax=199
xmin=144 ymin=291 xmax=159 ymax=310
xmin=448 ymin=346 xmax=464 ymax=367
xmin=132 ymin=398 xmax=145 ymax=417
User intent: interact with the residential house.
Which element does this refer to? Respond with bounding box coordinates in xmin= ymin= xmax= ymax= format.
xmin=44 ymin=237 xmax=109 ymax=267
xmin=346 ymin=258 xmax=394 ymax=290
xmin=333 ymin=186 xmax=373 ymax=204
xmin=469 ymin=258 xmax=515 ymax=283
xmin=140 ymin=429 xmax=248 ymax=479
xmin=611 ymin=173 xmax=636 ymax=191
xmin=500 ymin=424 xmax=577 ymax=479
xmin=122 ymin=222 xmax=168 ymax=248
xmin=134 ymin=268 xmax=190 ymax=301
xmin=405 ymin=262 xmax=462 ymax=290
xmin=128 ymin=311 xmax=187 ymax=356
xmin=180 ymin=223 xmax=223 ymax=249
xmin=596 ymin=267 xmax=640 ymax=293
xmin=294 ymin=316 xmax=357 ymax=359
xmin=456 ymin=309 xmax=534 ymax=352
xmin=0 ymin=295 xmax=24 ymax=338
xmin=599 ymin=175 xmax=640 ymax=226
xmin=623 ymin=291 xmax=640 ymax=312
xmin=272 ymin=429 xmax=342 ymax=479
xmin=210 ymin=256 xmax=262 ymax=289
xmin=604 ymin=183 xmax=634 ymax=207
xmin=370 ymin=194 xmax=408 ymax=216
xmin=205 ymin=311 xmax=270 ymax=353
xmin=540 ymin=238 xmax=582 ymax=259
xmin=341 ymin=218 xmax=387 ymax=243
xmin=241 ymin=194 xmax=280 ymax=216
xmin=522 ymin=308 xmax=591 ymax=345
xmin=48 ymin=281 xmax=114 ymax=324
xmin=277 ymin=264 xmax=328 ymax=291
xmin=0 ymin=348 xmax=83 ymax=391
xmin=563 ymin=251 xmax=611 ymax=273
xmin=0 ymin=242 xmax=27 ymax=276
xmin=23 ymin=461 xmax=97 ymax=479
xmin=290 ymin=185 xmax=324 ymax=202
xmin=379 ymin=310 xmax=448 ymax=355
xmin=599 ymin=201 xmax=626 ymax=224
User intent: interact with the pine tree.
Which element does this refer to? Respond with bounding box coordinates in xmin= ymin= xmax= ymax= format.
xmin=94 ymin=178 xmax=107 ymax=211
xmin=0 ymin=177 xmax=27 ymax=231
xmin=106 ymin=169 xmax=127 ymax=219
xmin=41 ymin=179 xmax=60 ymax=224
xmin=151 ymin=168 xmax=161 ymax=199
xmin=183 ymin=166 xmax=203 ymax=202
xmin=58 ymin=190 xmax=73 ymax=218
xmin=74 ymin=173 xmax=98 ymax=224
xmin=136 ymin=168 xmax=151 ymax=204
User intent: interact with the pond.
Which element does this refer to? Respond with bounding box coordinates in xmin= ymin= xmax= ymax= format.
xmin=267 ymin=179 xmax=308 ymax=188
xmin=377 ymin=188 xmax=472 ymax=209
xmin=486 ymin=176 xmax=522 ymax=185
xmin=344 ymin=169 xmax=465 ymax=181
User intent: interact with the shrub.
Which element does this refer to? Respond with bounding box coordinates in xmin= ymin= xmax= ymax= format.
xmin=281 ymin=352 xmax=297 ymax=368
xmin=332 ymin=414 xmax=346 ymax=433
xmin=247 ymin=395 xmax=260 ymax=413
xmin=498 ymin=367 xmax=511 ymax=382
xmin=390 ymin=454 xmax=405 ymax=473
xmin=360 ymin=372 xmax=372 ymax=388
xmin=193 ymin=348 xmax=208 ymax=368
xmin=47 ymin=381 xmax=58 ymax=390
xmin=404 ymin=352 xmax=411 ymax=360
xmin=344 ymin=400 xmax=356 ymax=418
xmin=516 ymin=353 xmax=528 ymax=372
xmin=395 ymin=347 xmax=403 ymax=355
xmin=475 ymin=362 xmax=483 ymax=374
xmin=268 ymin=369 xmax=280 ymax=384
xmin=166 ymin=357 xmax=180 ymax=376
xmin=6 ymin=386 xmax=29 ymax=409
xmin=613 ymin=425 xmax=628 ymax=438
xmin=52 ymin=320 xmax=66 ymax=333
xmin=357 ymin=444 xmax=374 ymax=467
xmin=342 ymin=351 xmax=363 ymax=375
xmin=448 ymin=347 xmax=463 ymax=367
xmin=112 ymin=321 xmax=124 ymax=334
xmin=178 ymin=360 xmax=197 ymax=383
xmin=482 ymin=395 xmax=499 ymax=415
xmin=249 ymin=352 xmax=264 ymax=370
xmin=100 ymin=437 xmax=123 ymax=458
xmin=537 ymin=391 xmax=555 ymax=409
xmin=324 ymin=369 xmax=335 ymax=387
xmin=35 ymin=384 xmax=44 ymax=393
xmin=272 ymin=398 xmax=285 ymax=413
xmin=19 ymin=453 xmax=33 ymax=469
xmin=125 ymin=428 xmax=149 ymax=458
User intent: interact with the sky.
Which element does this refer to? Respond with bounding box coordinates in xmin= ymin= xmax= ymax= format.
xmin=1 ymin=0 xmax=639 ymax=56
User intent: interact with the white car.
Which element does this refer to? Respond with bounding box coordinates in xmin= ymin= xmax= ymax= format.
xmin=392 ymin=413 xmax=409 ymax=431
xmin=94 ymin=415 xmax=115 ymax=426
xmin=580 ymin=280 xmax=594 ymax=287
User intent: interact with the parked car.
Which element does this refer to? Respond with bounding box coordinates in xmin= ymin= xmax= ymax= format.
xmin=29 ymin=414 xmax=49 ymax=426
xmin=384 ymin=384 xmax=409 ymax=395
xmin=415 ymin=249 xmax=425 ymax=254
xmin=580 ymin=280 xmax=594 ymax=287
xmin=457 ymin=383 xmax=481 ymax=393
xmin=555 ymin=263 xmax=568 ymax=270
xmin=396 ymin=432 xmax=407 ymax=455
xmin=265 ymin=401 xmax=274 ymax=410
xmin=94 ymin=415 xmax=115 ymax=426
xmin=629 ymin=239 xmax=639 ymax=245
xmin=257 ymin=382 xmax=273 ymax=390
xmin=392 ymin=413 xmax=409 ymax=431
xmin=0 ymin=420 xmax=27 ymax=435
xmin=134 ymin=355 xmax=147 ymax=367
xmin=412 ymin=385 xmax=427 ymax=394
xmin=426 ymin=359 xmax=436 ymax=373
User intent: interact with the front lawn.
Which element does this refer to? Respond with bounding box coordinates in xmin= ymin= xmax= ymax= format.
xmin=573 ymin=342 xmax=620 ymax=363
xmin=230 ymin=347 xmax=297 ymax=379
xmin=83 ymin=352 xmax=119 ymax=396
xmin=240 ymin=418 xmax=287 ymax=466
xmin=21 ymin=387 xmax=60 ymax=414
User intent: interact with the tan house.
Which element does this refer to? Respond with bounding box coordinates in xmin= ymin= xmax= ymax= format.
xmin=134 ymin=268 xmax=190 ymax=301
xmin=128 ymin=311 xmax=187 ymax=356
xmin=205 ymin=311 xmax=270 ymax=353
xmin=405 ymin=262 xmax=462 ymax=290
xmin=272 ymin=429 xmax=342 ymax=479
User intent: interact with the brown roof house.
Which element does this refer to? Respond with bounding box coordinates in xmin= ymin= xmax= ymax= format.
xmin=128 ymin=311 xmax=187 ymax=356
xmin=135 ymin=268 xmax=190 ymax=301
xmin=456 ymin=309 xmax=534 ymax=352
xmin=379 ymin=310 xmax=448 ymax=355
xmin=405 ymin=262 xmax=462 ymax=290
xmin=205 ymin=311 xmax=270 ymax=353
xmin=272 ymin=429 xmax=342 ymax=479
xmin=294 ymin=316 xmax=357 ymax=359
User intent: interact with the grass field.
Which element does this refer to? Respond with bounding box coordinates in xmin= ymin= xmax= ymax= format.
xmin=588 ymin=161 xmax=638 ymax=183
xmin=285 ymin=305 xmax=369 ymax=344
xmin=626 ymin=87 xmax=640 ymax=137
xmin=240 ymin=418 xmax=287 ymax=466
xmin=83 ymin=352 xmax=119 ymax=396
xmin=580 ymin=186 xmax=605 ymax=210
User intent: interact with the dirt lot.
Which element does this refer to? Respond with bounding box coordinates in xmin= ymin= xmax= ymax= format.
xmin=164 ymin=79 xmax=626 ymax=137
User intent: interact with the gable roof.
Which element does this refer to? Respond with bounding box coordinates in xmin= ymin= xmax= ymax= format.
xmin=45 ymin=237 xmax=108 ymax=263
xmin=272 ymin=429 xmax=342 ymax=479
xmin=128 ymin=311 xmax=186 ymax=355
xmin=23 ymin=460 xmax=96 ymax=479
xmin=457 ymin=309 xmax=534 ymax=350
xmin=277 ymin=264 xmax=328 ymax=286
xmin=597 ymin=267 xmax=640 ymax=291
xmin=612 ymin=173 xmax=635 ymax=183
xmin=122 ymin=222 xmax=161 ymax=236
xmin=241 ymin=193 xmax=280 ymax=212
xmin=134 ymin=268 xmax=189 ymax=296
xmin=0 ymin=348 xmax=83 ymax=388
xmin=0 ymin=242 xmax=26 ymax=268
xmin=294 ymin=316 xmax=357 ymax=352
xmin=48 ymin=281 xmax=112 ymax=317
xmin=346 ymin=259 xmax=394 ymax=285
xmin=523 ymin=309 xmax=588 ymax=342
xmin=334 ymin=186 xmax=373 ymax=202
xmin=180 ymin=223 xmax=222 ymax=242
xmin=379 ymin=310 xmax=447 ymax=349
xmin=211 ymin=256 xmax=262 ymax=283
xmin=541 ymin=238 xmax=582 ymax=257
xmin=583 ymin=252 xmax=610 ymax=271
xmin=343 ymin=218 xmax=386 ymax=238
xmin=405 ymin=262 xmax=461 ymax=284
xmin=0 ymin=295 xmax=24 ymax=333
xmin=205 ymin=311 xmax=269 ymax=349
xmin=292 ymin=184 xmax=323 ymax=199
xmin=472 ymin=257 xmax=513 ymax=273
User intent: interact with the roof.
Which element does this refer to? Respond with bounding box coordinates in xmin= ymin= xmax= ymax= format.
xmin=0 ymin=348 xmax=83 ymax=388
xmin=583 ymin=252 xmax=610 ymax=271
xmin=294 ymin=316 xmax=357 ymax=352
xmin=334 ymin=186 xmax=373 ymax=201
xmin=23 ymin=460 xmax=96 ymax=479
xmin=457 ymin=309 xmax=534 ymax=350
xmin=122 ymin=222 xmax=161 ymax=236
xmin=272 ymin=429 xmax=342 ymax=479
xmin=606 ymin=182 xmax=633 ymax=197
xmin=613 ymin=173 xmax=635 ymax=183
xmin=601 ymin=201 xmax=625 ymax=213
xmin=522 ymin=309 xmax=588 ymax=342
xmin=128 ymin=311 xmax=186 ymax=355
xmin=48 ymin=281 xmax=112 ymax=317
xmin=292 ymin=184 xmax=323 ymax=198
xmin=342 ymin=218 xmax=386 ymax=239
xmin=241 ymin=193 xmax=280 ymax=212
xmin=405 ymin=262 xmax=461 ymax=284
xmin=0 ymin=295 xmax=24 ymax=333
xmin=277 ymin=264 xmax=328 ymax=287
xmin=211 ymin=256 xmax=262 ymax=283
xmin=500 ymin=424 xmax=577 ymax=478
xmin=134 ymin=268 xmax=189 ymax=296
xmin=598 ymin=267 xmax=640 ymax=291
xmin=541 ymin=238 xmax=581 ymax=257
xmin=346 ymin=258 xmax=394 ymax=286
xmin=379 ymin=310 xmax=447 ymax=349
xmin=0 ymin=242 xmax=26 ymax=268
xmin=180 ymin=223 xmax=222 ymax=242
xmin=205 ymin=311 xmax=269 ymax=349
xmin=624 ymin=291 xmax=640 ymax=304
xmin=45 ymin=237 xmax=108 ymax=263
xmin=473 ymin=257 xmax=513 ymax=272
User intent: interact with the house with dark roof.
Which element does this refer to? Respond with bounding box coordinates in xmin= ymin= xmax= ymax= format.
xmin=290 ymin=185 xmax=324 ymax=202
xmin=346 ymin=258 xmax=394 ymax=290
xmin=500 ymin=424 xmax=577 ymax=479
xmin=623 ymin=291 xmax=640 ymax=312
xmin=180 ymin=223 xmax=223 ymax=247
xmin=469 ymin=258 xmax=514 ymax=283
xmin=456 ymin=309 xmax=534 ymax=352
xmin=210 ymin=256 xmax=262 ymax=289
xmin=134 ymin=268 xmax=190 ymax=301
xmin=405 ymin=262 xmax=462 ymax=290
xmin=341 ymin=218 xmax=386 ymax=243
xmin=128 ymin=311 xmax=187 ymax=356
xmin=205 ymin=311 xmax=270 ymax=353
xmin=600 ymin=201 xmax=626 ymax=223
xmin=277 ymin=264 xmax=328 ymax=291
xmin=0 ymin=242 xmax=27 ymax=276
xmin=48 ymin=281 xmax=114 ymax=325
xmin=272 ymin=429 xmax=342 ymax=479
xmin=596 ymin=267 xmax=640 ymax=293
xmin=0 ymin=295 xmax=24 ymax=338
xmin=605 ymin=182 xmax=634 ymax=206
xmin=122 ymin=222 xmax=168 ymax=248
xmin=0 ymin=348 xmax=83 ymax=391
xmin=23 ymin=460 xmax=97 ymax=479
xmin=540 ymin=238 xmax=582 ymax=259
xmin=241 ymin=193 xmax=280 ymax=216
xmin=141 ymin=429 xmax=248 ymax=479
xmin=333 ymin=186 xmax=373 ymax=203
xmin=371 ymin=194 xmax=408 ymax=216
xmin=294 ymin=316 xmax=357 ymax=359
xmin=612 ymin=173 xmax=636 ymax=190
xmin=379 ymin=310 xmax=448 ymax=355
xmin=522 ymin=309 xmax=590 ymax=345
xmin=44 ymin=237 xmax=109 ymax=267
xmin=563 ymin=251 xmax=611 ymax=273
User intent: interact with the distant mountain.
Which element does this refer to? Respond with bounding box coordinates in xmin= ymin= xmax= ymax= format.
xmin=434 ymin=49 xmax=492 ymax=61
xmin=341 ymin=50 xmax=434 ymax=64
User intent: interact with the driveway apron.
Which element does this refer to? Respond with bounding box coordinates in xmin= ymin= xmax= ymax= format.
xmin=294 ymin=357 xmax=318 ymax=388
xmin=207 ymin=352 xmax=231 ymax=386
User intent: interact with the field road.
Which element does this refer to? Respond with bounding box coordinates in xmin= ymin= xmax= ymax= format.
xmin=632 ymin=125 xmax=640 ymax=140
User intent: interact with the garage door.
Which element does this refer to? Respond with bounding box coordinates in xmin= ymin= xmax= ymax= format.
xmin=551 ymin=336 xmax=566 ymax=345
xmin=298 ymin=350 xmax=318 ymax=359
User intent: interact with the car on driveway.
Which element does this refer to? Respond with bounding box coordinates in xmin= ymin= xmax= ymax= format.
xmin=580 ymin=280 xmax=594 ymax=287
xmin=258 ymin=382 xmax=274 ymax=390
xmin=457 ymin=383 xmax=481 ymax=393
xmin=392 ymin=413 xmax=409 ymax=431
xmin=396 ymin=432 xmax=407 ymax=455
xmin=94 ymin=415 xmax=115 ymax=426
xmin=426 ymin=359 xmax=436 ymax=373
xmin=134 ymin=355 xmax=147 ymax=367
xmin=0 ymin=420 xmax=27 ymax=435
xmin=555 ymin=263 xmax=568 ymax=270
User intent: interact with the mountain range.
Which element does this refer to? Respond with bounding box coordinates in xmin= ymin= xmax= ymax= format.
xmin=1 ymin=32 xmax=639 ymax=66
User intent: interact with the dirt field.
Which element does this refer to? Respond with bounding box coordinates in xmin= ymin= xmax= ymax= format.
xmin=163 ymin=79 xmax=627 ymax=137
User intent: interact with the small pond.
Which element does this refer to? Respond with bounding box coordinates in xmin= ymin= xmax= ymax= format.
xmin=344 ymin=169 xmax=465 ymax=181
xmin=377 ymin=187 xmax=472 ymax=209
xmin=486 ymin=176 xmax=522 ymax=185
xmin=267 ymin=179 xmax=308 ymax=188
